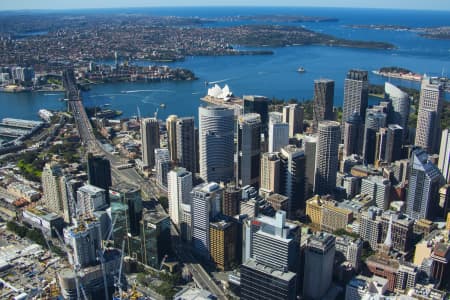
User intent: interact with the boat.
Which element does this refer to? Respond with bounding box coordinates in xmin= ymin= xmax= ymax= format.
xmin=297 ymin=67 xmax=305 ymax=73
xmin=159 ymin=103 xmax=166 ymax=108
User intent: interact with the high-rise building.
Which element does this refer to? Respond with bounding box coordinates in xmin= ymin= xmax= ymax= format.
xmin=342 ymin=70 xmax=369 ymax=133
xmin=209 ymin=219 xmax=237 ymax=270
xmin=415 ymin=77 xmax=445 ymax=153
xmin=166 ymin=115 xmax=178 ymax=162
xmin=41 ymin=163 xmax=66 ymax=216
xmin=154 ymin=148 xmax=171 ymax=188
xmin=141 ymin=117 xmax=160 ymax=168
xmin=315 ymin=121 xmax=340 ymax=195
xmin=303 ymin=232 xmax=336 ymax=300
xmin=361 ymin=176 xmax=391 ymax=210
xmin=268 ymin=120 xmax=289 ymax=153
xmin=199 ymin=106 xmax=234 ymax=183
xmin=385 ymin=82 xmax=409 ymax=141
xmin=360 ymin=207 xmax=383 ymax=250
xmin=438 ymin=128 xmax=450 ymax=183
xmin=236 ymin=113 xmax=262 ymax=187
xmin=380 ymin=210 xmax=414 ymax=253
xmin=283 ymin=104 xmax=304 ymax=137
xmin=176 ymin=117 xmax=197 ymax=174
xmin=77 ymin=185 xmax=107 ymax=216
xmin=313 ymin=79 xmax=335 ymax=130
xmin=406 ymin=148 xmax=445 ymax=220
xmin=222 ymin=184 xmax=241 ymax=217
xmin=384 ymin=124 xmax=404 ymax=163
xmin=191 ymin=182 xmax=222 ymax=257
xmin=87 ymin=153 xmax=112 ymax=205
xmin=396 ymin=263 xmax=418 ymax=292
xmin=335 ymin=236 xmax=363 ymax=271
xmin=167 ymin=168 xmax=192 ymax=226
xmin=180 ymin=203 xmax=192 ymax=242
xmin=303 ymin=135 xmax=317 ymax=199
xmin=107 ymin=202 xmax=129 ymax=250
xmin=439 ymin=185 xmax=450 ymax=220
xmin=140 ymin=209 xmax=171 ymax=268
xmin=260 ymin=152 xmax=280 ymax=196
xmin=109 ymin=182 xmax=142 ymax=236
xmin=343 ymin=112 xmax=363 ymax=157
xmin=279 ymin=145 xmax=306 ymax=218
xmin=240 ymin=258 xmax=297 ymax=300
xmin=62 ymin=177 xmax=83 ymax=223
xmin=66 ymin=218 xmax=102 ymax=268
xmin=243 ymin=95 xmax=269 ymax=130
xmin=362 ymin=110 xmax=387 ymax=165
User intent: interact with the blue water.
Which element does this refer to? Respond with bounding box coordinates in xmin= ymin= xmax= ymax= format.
xmin=0 ymin=7 xmax=449 ymax=121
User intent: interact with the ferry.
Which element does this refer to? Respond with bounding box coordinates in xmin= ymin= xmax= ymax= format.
xmin=297 ymin=67 xmax=306 ymax=73
xmin=159 ymin=103 xmax=166 ymax=108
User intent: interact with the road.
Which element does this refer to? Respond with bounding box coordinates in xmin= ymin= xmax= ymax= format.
xmin=63 ymin=70 xmax=227 ymax=299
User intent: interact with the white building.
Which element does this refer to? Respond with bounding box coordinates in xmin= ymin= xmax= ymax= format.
xmin=154 ymin=148 xmax=171 ymax=188
xmin=77 ymin=185 xmax=107 ymax=216
xmin=438 ymin=128 xmax=450 ymax=183
xmin=268 ymin=120 xmax=289 ymax=153
xmin=167 ymin=168 xmax=192 ymax=226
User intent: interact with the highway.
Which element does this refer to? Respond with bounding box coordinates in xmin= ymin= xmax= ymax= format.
xmin=63 ymin=70 xmax=227 ymax=299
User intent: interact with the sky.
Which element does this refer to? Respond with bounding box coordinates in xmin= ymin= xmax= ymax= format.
xmin=1 ymin=0 xmax=450 ymax=11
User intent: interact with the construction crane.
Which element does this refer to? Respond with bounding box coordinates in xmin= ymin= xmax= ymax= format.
xmin=97 ymin=249 xmax=109 ymax=300
xmin=115 ymin=240 xmax=126 ymax=300
xmin=159 ymin=254 xmax=168 ymax=271
xmin=136 ymin=106 xmax=141 ymax=122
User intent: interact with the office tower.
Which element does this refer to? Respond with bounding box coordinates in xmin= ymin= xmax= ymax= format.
xmin=335 ymin=236 xmax=363 ymax=271
xmin=439 ymin=128 xmax=450 ymax=183
xmin=303 ymin=135 xmax=317 ymax=199
xmin=283 ymin=104 xmax=304 ymax=137
xmin=209 ymin=219 xmax=237 ymax=270
xmin=363 ymin=110 xmax=387 ymax=165
xmin=343 ymin=175 xmax=360 ymax=199
xmin=176 ymin=117 xmax=197 ymax=174
xmin=343 ymin=112 xmax=363 ymax=157
xmin=315 ymin=121 xmax=340 ymax=195
xmin=191 ymin=182 xmax=222 ymax=257
xmin=42 ymin=163 xmax=66 ymax=215
xmin=167 ymin=167 xmax=192 ymax=226
xmin=380 ymin=211 xmax=414 ymax=253
xmin=240 ymin=258 xmax=297 ymax=300
xmin=107 ymin=202 xmax=129 ymax=250
xmin=313 ymin=79 xmax=335 ymax=130
xmin=66 ymin=218 xmax=102 ymax=268
xmin=243 ymin=95 xmax=269 ymax=129
xmin=279 ymin=145 xmax=306 ymax=218
xmin=236 ymin=113 xmax=262 ymax=187
xmin=77 ymin=185 xmax=107 ymax=216
xmin=406 ymin=148 xmax=445 ymax=220
xmin=361 ymin=176 xmax=391 ymax=210
xmin=269 ymin=111 xmax=283 ymax=124
xmin=109 ymin=182 xmax=142 ymax=236
xmin=385 ymin=124 xmax=404 ymax=163
xmin=141 ymin=117 xmax=160 ymax=168
xmin=240 ymin=199 xmax=258 ymax=218
xmin=166 ymin=115 xmax=178 ymax=162
xmin=439 ymin=185 xmax=450 ymax=219
xmin=303 ymin=232 xmax=336 ymax=300
xmin=180 ymin=203 xmax=192 ymax=242
xmin=343 ymin=69 xmax=369 ymax=130
xmin=199 ymin=106 xmax=234 ymax=183
xmin=260 ymin=152 xmax=280 ymax=196
xmin=360 ymin=207 xmax=383 ymax=250
xmin=415 ymin=77 xmax=445 ymax=153
xmin=87 ymin=153 xmax=112 ymax=205
xmin=268 ymin=120 xmax=289 ymax=152
xmin=140 ymin=209 xmax=171 ymax=268
xmin=62 ymin=177 xmax=83 ymax=223
xmin=396 ymin=263 xmax=418 ymax=291
xmin=222 ymin=184 xmax=241 ymax=217
xmin=266 ymin=193 xmax=289 ymax=211
xmin=385 ymin=82 xmax=409 ymax=141
xmin=154 ymin=148 xmax=171 ymax=188
xmin=430 ymin=242 xmax=450 ymax=290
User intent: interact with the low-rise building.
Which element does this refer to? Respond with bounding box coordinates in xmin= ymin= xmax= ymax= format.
xmin=22 ymin=206 xmax=64 ymax=238
xmin=7 ymin=182 xmax=40 ymax=201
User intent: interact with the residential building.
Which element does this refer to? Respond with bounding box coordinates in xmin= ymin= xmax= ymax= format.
xmin=41 ymin=163 xmax=66 ymax=216
xmin=65 ymin=218 xmax=102 ymax=268
xmin=222 ymin=184 xmax=241 ymax=217
xmin=209 ymin=219 xmax=237 ymax=270
xmin=141 ymin=117 xmax=160 ymax=168
xmin=260 ymin=152 xmax=280 ymax=196
xmin=342 ymin=70 xmax=369 ymax=134
xmin=166 ymin=115 xmax=178 ymax=162
xmin=77 ymin=185 xmax=107 ymax=216
xmin=313 ymin=79 xmax=335 ymax=130
xmin=283 ymin=104 xmax=304 ymax=137
xmin=154 ymin=148 xmax=171 ymax=188
xmin=315 ymin=121 xmax=340 ymax=195
xmin=176 ymin=116 xmax=197 ymax=174
xmin=360 ymin=207 xmax=383 ymax=250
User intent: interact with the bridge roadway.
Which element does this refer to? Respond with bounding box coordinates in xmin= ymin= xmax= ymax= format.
xmin=64 ymin=71 xmax=227 ymax=299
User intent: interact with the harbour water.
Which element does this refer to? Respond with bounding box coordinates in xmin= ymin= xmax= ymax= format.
xmin=0 ymin=7 xmax=449 ymax=121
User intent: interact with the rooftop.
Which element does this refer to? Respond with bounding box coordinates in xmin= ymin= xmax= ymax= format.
xmin=244 ymin=258 xmax=296 ymax=281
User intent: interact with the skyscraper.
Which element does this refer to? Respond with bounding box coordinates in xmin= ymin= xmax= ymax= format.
xmin=66 ymin=218 xmax=102 ymax=268
xmin=268 ymin=120 xmax=289 ymax=153
xmin=438 ymin=128 xmax=450 ymax=183
xmin=167 ymin=167 xmax=192 ymax=226
xmin=385 ymin=124 xmax=404 ymax=163
xmin=362 ymin=110 xmax=387 ymax=165
xmin=141 ymin=117 xmax=160 ymax=169
xmin=243 ymin=95 xmax=269 ymax=130
xmin=279 ymin=145 xmax=306 ymax=218
xmin=406 ymin=148 xmax=445 ymax=220
xmin=303 ymin=232 xmax=336 ymax=300
xmin=236 ymin=113 xmax=262 ymax=187
xmin=166 ymin=115 xmax=178 ymax=162
xmin=154 ymin=148 xmax=171 ymax=188
xmin=222 ymin=184 xmax=241 ymax=217
xmin=209 ymin=219 xmax=237 ymax=271
xmin=385 ymin=82 xmax=409 ymax=141
xmin=87 ymin=153 xmax=112 ymax=205
xmin=303 ymin=135 xmax=318 ymax=199
xmin=191 ymin=182 xmax=222 ymax=257
xmin=260 ymin=152 xmax=280 ymax=196
xmin=342 ymin=70 xmax=369 ymax=132
xmin=109 ymin=182 xmax=142 ymax=237
xmin=315 ymin=121 xmax=340 ymax=195
xmin=282 ymin=104 xmax=304 ymax=137
xmin=415 ymin=77 xmax=445 ymax=153
xmin=199 ymin=106 xmax=234 ymax=183
xmin=343 ymin=112 xmax=363 ymax=157
xmin=313 ymin=79 xmax=335 ymax=130
xmin=41 ymin=163 xmax=66 ymax=216
xmin=361 ymin=176 xmax=391 ymax=210
xmin=77 ymin=184 xmax=107 ymax=216
xmin=176 ymin=116 xmax=197 ymax=174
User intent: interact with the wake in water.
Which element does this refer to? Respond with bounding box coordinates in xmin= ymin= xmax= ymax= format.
xmin=43 ymin=93 xmax=62 ymax=96
xmin=121 ymin=89 xmax=175 ymax=94
xmin=208 ymin=78 xmax=234 ymax=84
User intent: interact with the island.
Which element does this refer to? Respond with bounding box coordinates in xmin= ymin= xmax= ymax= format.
xmin=210 ymin=15 xmax=339 ymax=23
xmin=372 ymin=66 xmax=422 ymax=82
xmin=346 ymin=24 xmax=450 ymax=40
